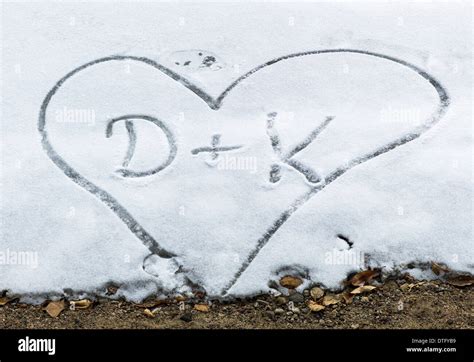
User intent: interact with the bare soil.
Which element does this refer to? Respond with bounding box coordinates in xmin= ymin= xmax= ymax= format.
xmin=0 ymin=279 xmax=472 ymax=329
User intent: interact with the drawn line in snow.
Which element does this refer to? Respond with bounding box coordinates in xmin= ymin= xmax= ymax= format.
xmin=190 ymin=134 xmax=243 ymax=161
xmin=38 ymin=49 xmax=450 ymax=295
xmin=122 ymin=121 xmax=136 ymax=168
xmin=337 ymin=234 xmax=354 ymax=249
xmin=269 ymin=164 xmax=282 ymax=184
xmin=266 ymin=112 xmax=332 ymax=184
xmin=285 ymin=115 xmax=335 ymax=160
xmin=221 ymin=52 xmax=449 ymax=294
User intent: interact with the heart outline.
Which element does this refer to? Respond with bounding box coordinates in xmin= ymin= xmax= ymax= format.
xmin=38 ymin=49 xmax=450 ymax=295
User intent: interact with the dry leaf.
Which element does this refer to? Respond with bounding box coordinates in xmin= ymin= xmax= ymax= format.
xmin=447 ymin=274 xmax=474 ymax=287
xmin=307 ymin=300 xmax=325 ymax=312
xmin=279 ymin=276 xmax=303 ymax=289
xmin=175 ymin=295 xmax=186 ymax=302
xmin=322 ymin=294 xmax=340 ymax=306
xmin=143 ymin=308 xmax=156 ymax=318
xmin=340 ymin=292 xmax=354 ymax=304
xmin=310 ymin=287 xmax=324 ymax=301
xmin=349 ymin=270 xmax=379 ymax=287
xmin=400 ymin=283 xmax=414 ymax=292
xmin=350 ymin=285 xmax=376 ymax=295
xmin=45 ymin=300 xmax=65 ymax=318
xmin=194 ymin=304 xmax=210 ymax=312
xmin=400 ymin=282 xmax=426 ymax=292
xmin=0 ymin=297 xmax=10 ymax=306
xmin=70 ymin=299 xmax=92 ymax=310
xmin=431 ymin=262 xmax=450 ymax=275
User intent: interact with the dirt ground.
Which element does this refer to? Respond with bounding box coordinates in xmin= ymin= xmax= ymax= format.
xmin=0 ymin=277 xmax=472 ymax=329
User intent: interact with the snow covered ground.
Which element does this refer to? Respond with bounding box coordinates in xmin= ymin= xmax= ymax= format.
xmin=1 ymin=1 xmax=472 ymax=302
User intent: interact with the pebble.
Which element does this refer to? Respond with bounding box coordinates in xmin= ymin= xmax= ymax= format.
xmin=180 ymin=312 xmax=192 ymax=322
xmin=266 ymin=311 xmax=275 ymax=319
xmin=274 ymin=308 xmax=285 ymax=315
xmin=275 ymin=296 xmax=287 ymax=305
xmin=289 ymin=293 xmax=305 ymax=303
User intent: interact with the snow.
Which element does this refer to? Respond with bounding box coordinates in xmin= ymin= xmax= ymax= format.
xmin=0 ymin=1 xmax=472 ymax=302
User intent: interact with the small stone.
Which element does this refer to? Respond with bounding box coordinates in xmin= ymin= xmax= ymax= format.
xmin=291 ymin=307 xmax=301 ymax=314
xmin=106 ymin=284 xmax=119 ymax=295
xmin=275 ymin=296 xmax=287 ymax=305
xmin=303 ymin=289 xmax=310 ymax=297
xmin=289 ymin=293 xmax=305 ymax=303
xmin=279 ymin=275 xmax=303 ymax=289
xmin=266 ymin=310 xmax=275 ymax=319
xmin=361 ymin=296 xmax=370 ymax=302
xmin=310 ymin=287 xmax=325 ymax=300
xmin=274 ymin=308 xmax=285 ymax=315
xmin=180 ymin=312 xmax=192 ymax=322
xmin=351 ymin=323 xmax=360 ymax=329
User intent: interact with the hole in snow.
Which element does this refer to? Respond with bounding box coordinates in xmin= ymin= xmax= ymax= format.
xmin=336 ymin=234 xmax=353 ymax=249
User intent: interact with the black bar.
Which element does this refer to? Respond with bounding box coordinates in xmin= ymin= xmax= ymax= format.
xmin=0 ymin=329 xmax=472 ymax=361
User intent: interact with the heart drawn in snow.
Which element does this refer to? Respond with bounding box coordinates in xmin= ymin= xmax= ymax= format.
xmin=38 ymin=49 xmax=449 ymax=296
